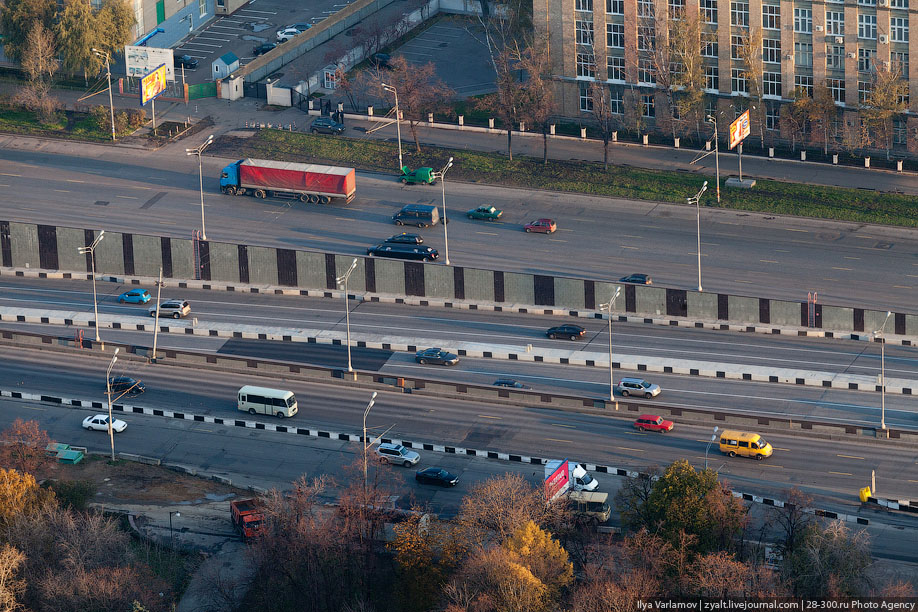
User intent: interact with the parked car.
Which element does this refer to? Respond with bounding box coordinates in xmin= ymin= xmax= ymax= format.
xmin=174 ymin=54 xmax=198 ymax=69
xmin=546 ymin=324 xmax=586 ymax=340
xmin=493 ymin=378 xmax=531 ymax=389
xmin=276 ymin=27 xmax=302 ymax=42
xmin=524 ymin=218 xmax=557 ymax=234
xmin=620 ymin=273 xmax=652 ymax=285
xmin=384 ymin=233 xmax=424 ymax=245
xmin=367 ymin=243 xmax=439 ymax=262
xmin=415 ymin=467 xmax=459 ymax=487
xmin=149 ymin=299 xmax=190 ymax=319
xmin=82 ymin=414 xmax=127 ymax=433
xmin=376 ymin=442 xmax=420 ymax=467
xmin=617 ymin=377 xmax=662 ymax=398
xmin=107 ymin=376 xmax=146 ymax=395
xmin=415 ymin=348 xmax=459 ymax=366
xmin=370 ymin=52 xmax=391 ymax=68
xmin=118 ymin=288 xmax=151 ymax=304
xmin=634 ymin=414 xmax=674 ymax=432
xmin=253 ymin=42 xmax=277 ymax=56
xmin=467 ymin=205 xmax=503 ymax=221
xmin=310 ymin=116 xmax=345 ymax=135
xmin=285 ymin=22 xmax=312 ymax=32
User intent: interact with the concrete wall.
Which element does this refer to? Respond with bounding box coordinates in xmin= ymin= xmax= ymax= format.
xmin=2 ymin=219 xmax=915 ymax=336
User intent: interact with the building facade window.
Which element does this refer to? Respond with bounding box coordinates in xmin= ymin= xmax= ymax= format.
xmin=580 ymin=83 xmax=594 ymax=111
xmin=891 ymin=17 xmax=909 ymax=43
xmin=858 ymin=80 xmax=872 ymax=102
xmin=638 ymin=0 xmax=654 ymax=17
xmin=763 ymin=38 xmax=781 ymax=63
xmin=894 ymin=119 xmax=907 ymax=144
xmin=608 ymin=55 xmax=626 ymax=80
xmin=795 ymin=42 xmax=813 ymax=67
xmin=892 ymin=51 xmax=909 ymax=76
xmin=827 ymin=78 xmax=846 ymax=102
xmin=669 ymin=0 xmax=685 ymax=18
xmin=638 ymin=26 xmax=656 ymax=51
xmin=765 ymin=103 xmax=780 ymax=130
xmin=701 ymin=0 xmax=718 ymax=23
xmin=607 ymin=0 xmax=624 ymax=14
xmin=795 ymin=74 xmax=813 ymax=95
xmin=858 ymin=14 xmax=877 ymax=40
xmin=642 ymin=94 xmax=655 ymax=117
xmin=576 ymin=0 xmax=594 ymax=10
xmin=731 ymin=1 xmax=749 ymax=26
xmin=639 ymin=59 xmax=656 ymax=83
xmin=610 ymin=88 xmax=624 ymax=114
xmin=826 ymin=11 xmax=844 ymax=35
xmin=705 ymin=65 xmax=720 ymax=89
xmin=858 ymin=0 xmax=876 ymax=6
xmin=731 ymin=34 xmax=744 ymax=59
xmin=199 ymin=0 xmax=206 ymax=17
xmin=576 ymin=20 xmax=594 ymax=45
xmin=763 ymin=71 xmax=781 ymax=96
xmin=858 ymin=47 xmax=875 ymax=72
xmin=607 ymin=23 xmax=624 ymax=48
xmin=702 ymin=30 xmax=719 ymax=57
xmin=794 ymin=8 xmax=812 ymax=33
xmin=732 ymin=68 xmax=748 ymax=92
xmin=762 ymin=4 xmax=780 ymax=30
xmin=577 ymin=53 xmax=595 ymax=77
xmin=890 ymin=0 xmax=908 ymax=8
xmin=826 ymin=45 xmax=845 ymax=70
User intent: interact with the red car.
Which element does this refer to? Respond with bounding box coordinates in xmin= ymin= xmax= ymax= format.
xmin=634 ymin=415 xmax=674 ymax=433
xmin=524 ymin=218 xmax=557 ymax=234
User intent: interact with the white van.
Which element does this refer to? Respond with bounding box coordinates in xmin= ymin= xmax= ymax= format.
xmin=237 ymin=386 xmax=297 ymax=418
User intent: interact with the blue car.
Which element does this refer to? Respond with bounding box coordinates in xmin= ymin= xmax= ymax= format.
xmin=118 ymin=289 xmax=151 ymax=304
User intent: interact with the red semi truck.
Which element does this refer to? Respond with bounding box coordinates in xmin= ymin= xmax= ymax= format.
xmin=219 ymin=158 xmax=356 ymax=204
xmin=230 ymin=498 xmax=265 ymax=540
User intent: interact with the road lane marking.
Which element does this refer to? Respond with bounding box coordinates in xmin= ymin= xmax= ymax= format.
xmin=909 ymin=480 xmax=918 ymax=483
xmin=27 ymin=406 xmax=45 ymax=411
xmin=844 ymin=256 xmax=860 ymax=260
xmin=735 ymin=279 xmax=754 ymax=283
xmin=552 ymin=423 xmax=576 ymax=428
xmin=837 ymin=454 xmax=864 ymax=460
xmin=759 ymin=463 xmax=783 ymax=469
xmin=775 ymin=249 xmax=790 ymax=252
xmin=760 ymin=260 xmax=778 ymax=264
xmin=477 ymin=414 xmax=501 ymax=420
xmin=116 ymin=195 xmax=138 ymax=199
xmin=893 ymin=285 xmax=912 ymax=289
xmin=829 ymin=471 xmax=853 ymax=476
xmin=786 ymin=228 xmax=808 ymax=232
xmin=0 ymin=173 xmax=21 ymax=177
xmin=620 ymin=245 xmax=638 ymax=250
xmin=53 ymin=189 xmax=70 ymax=193
xmin=547 ymin=438 xmax=573 ymax=444
xmin=617 ymin=446 xmax=644 ymax=452
xmin=622 ymin=235 xmax=642 ymax=238
xmin=548 ymin=238 xmax=567 ymax=243
xmin=66 ymin=179 xmax=85 ymax=183
xmin=831 ymin=267 xmax=852 ymax=271
xmin=476 ymin=232 xmax=498 ymax=236
xmin=773 ymin=447 xmax=791 ymax=451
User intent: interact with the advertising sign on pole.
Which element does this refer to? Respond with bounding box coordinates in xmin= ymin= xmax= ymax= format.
xmin=125 ymin=45 xmax=175 ymax=81
xmin=140 ymin=63 xmax=167 ymax=106
xmin=728 ymin=110 xmax=750 ymax=150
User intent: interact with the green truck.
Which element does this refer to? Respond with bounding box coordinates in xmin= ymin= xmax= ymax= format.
xmin=400 ymin=165 xmax=437 ymax=185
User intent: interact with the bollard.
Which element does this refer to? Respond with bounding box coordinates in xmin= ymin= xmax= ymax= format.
xmin=367 ymin=106 xmax=373 ymax=117
xmin=864 ymin=157 xmax=870 ymax=168
xmin=768 ymin=147 xmax=774 ymax=158
xmin=488 ymin=117 xmax=495 ymax=129
xmin=800 ymin=150 xmax=806 ymax=161
xmin=612 ymin=131 xmax=617 ymax=142
xmin=642 ymin=134 xmax=648 ymax=145
xmin=897 ymin=159 xmax=903 ymax=172
xmin=674 ymin=137 xmax=680 ymax=148
xmin=580 ymin=127 xmax=587 ymax=139
xmin=832 ymin=154 xmax=838 ymax=165
xmin=550 ymin=124 xmax=555 ymax=135
xmin=428 ymin=112 xmax=433 ymax=123
xmin=519 ymin=121 xmax=525 ymax=131
xmin=308 ymin=100 xmax=314 ymax=110
xmin=337 ymin=102 xmax=344 ymax=113
xmin=458 ymin=115 xmax=464 ymax=126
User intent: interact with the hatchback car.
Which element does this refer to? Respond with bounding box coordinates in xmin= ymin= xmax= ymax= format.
xmin=620 ymin=273 xmax=652 ymax=285
xmin=253 ymin=42 xmax=277 ymax=56
xmin=634 ymin=414 xmax=674 ymax=432
xmin=149 ymin=299 xmax=190 ymax=319
xmin=376 ymin=442 xmax=420 ymax=467
xmin=617 ymin=378 xmax=662 ymax=398
xmin=384 ymin=233 xmax=423 ymax=245
xmin=367 ymin=243 xmax=439 ymax=262
xmin=118 ymin=288 xmax=151 ymax=304
xmin=415 ymin=467 xmax=459 ymax=487
xmin=311 ymin=117 xmax=345 ymax=135
xmin=82 ymin=414 xmax=127 ymax=433
xmin=276 ymin=27 xmax=302 ymax=42
xmin=524 ymin=218 xmax=557 ymax=234
xmin=415 ymin=348 xmax=459 ymax=366
xmin=546 ymin=324 xmax=586 ymax=340
xmin=493 ymin=378 xmax=531 ymax=389
xmin=174 ymin=54 xmax=198 ymax=69
xmin=107 ymin=376 xmax=146 ymax=395
xmin=467 ymin=205 xmax=503 ymax=221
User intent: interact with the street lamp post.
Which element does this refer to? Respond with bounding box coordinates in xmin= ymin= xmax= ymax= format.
xmin=186 ymin=134 xmax=214 ymax=241
xmin=105 ymin=348 xmax=120 ymax=462
xmin=437 ymin=157 xmax=454 ymax=265
xmin=705 ymin=115 xmax=721 ymax=203
xmin=704 ymin=426 xmax=719 ymax=470
xmin=91 ymin=49 xmax=116 ymax=142
xmin=151 ymin=267 xmax=164 ymax=363
xmin=362 ymin=391 xmax=379 ymax=490
xmin=876 ymin=310 xmax=893 ymax=431
xmin=336 ymin=258 xmax=359 ymax=380
xmin=78 ymin=230 xmax=105 ymax=343
xmin=381 ymin=83 xmax=403 ymax=172
xmin=169 ymin=511 xmax=181 ymax=548
xmin=687 ymin=181 xmax=709 ymax=292
xmin=599 ymin=287 xmax=622 ymax=403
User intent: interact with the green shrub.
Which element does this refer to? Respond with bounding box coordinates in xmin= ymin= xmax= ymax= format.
xmin=126 ymin=108 xmax=146 ymax=129
xmin=48 ymin=479 xmax=97 ymax=511
xmin=89 ymin=105 xmax=109 ymax=131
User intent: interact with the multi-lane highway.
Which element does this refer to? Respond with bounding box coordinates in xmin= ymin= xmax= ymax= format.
xmin=0 ymin=143 xmax=916 ymax=311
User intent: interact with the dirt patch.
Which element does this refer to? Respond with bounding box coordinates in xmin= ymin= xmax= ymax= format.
xmin=56 ymin=456 xmax=246 ymax=506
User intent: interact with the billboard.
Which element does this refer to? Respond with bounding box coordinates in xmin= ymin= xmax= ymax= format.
xmin=125 ymin=45 xmax=175 ymax=81
xmin=729 ymin=110 xmax=750 ymax=150
xmin=141 ymin=64 xmax=167 ymax=106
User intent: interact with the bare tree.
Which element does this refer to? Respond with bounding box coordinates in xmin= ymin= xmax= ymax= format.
xmin=681 ymin=551 xmax=751 ymax=598
xmin=737 ymin=26 xmax=765 ymax=146
xmin=0 ymin=419 xmax=54 ymax=478
xmin=785 ymin=520 xmax=873 ymax=598
xmin=518 ymin=41 xmax=555 ymax=164
xmin=669 ymin=11 xmax=706 ymax=136
xmin=771 ymin=487 xmax=815 ymax=557
xmin=779 ymin=88 xmax=811 ymax=152
xmin=479 ymin=44 xmax=528 ymax=160
xmin=0 ymin=544 xmax=26 ymax=612
xmin=613 ymin=466 xmax=660 ymax=531
xmin=862 ymin=65 xmax=908 ymax=159
xmin=808 ymin=83 xmax=838 ymax=155
xmin=588 ymin=75 xmax=621 ymax=170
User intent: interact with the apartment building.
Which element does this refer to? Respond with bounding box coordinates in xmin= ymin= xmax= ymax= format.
xmin=535 ymin=0 xmax=918 ymax=154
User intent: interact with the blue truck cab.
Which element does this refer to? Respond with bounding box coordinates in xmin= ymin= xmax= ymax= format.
xmin=220 ymin=160 xmax=242 ymax=193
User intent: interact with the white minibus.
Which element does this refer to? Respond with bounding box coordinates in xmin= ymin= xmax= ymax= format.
xmin=237 ymin=386 xmax=297 ymax=418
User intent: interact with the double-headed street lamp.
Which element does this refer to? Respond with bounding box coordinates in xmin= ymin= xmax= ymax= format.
xmin=705 ymin=115 xmax=721 ymax=203
xmin=78 ymin=230 xmax=105 ymax=343
xmin=381 ymin=83 xmax=403 ymax=172
xmin=876 ymin=310 xmax=893 ymax=431
xmin=91 ymin=48 xmax=116 ymax=142
xmin=704 ymin=426 xmax=720 ymax=470
xmin=362 ymin=391 xmax=379 ymax=489
xmin=186 ymin=134 xmax=214 ymax=241
xmin=104 ymin=348 xmax=120 ymax=462
xmin=336 ymin=258 xmax=359 ymax=379
xmin=169 ymin=510 xmax=181 ymax=548
xmin=687 ymin=181 xmax=708 ymax=292
xmin=599 ymin=287 xmax=622 ymax=402
xmin=437 ymin=157 xmax=454 ymax=265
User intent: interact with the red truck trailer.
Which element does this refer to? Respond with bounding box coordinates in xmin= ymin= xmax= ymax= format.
xmin=230 ymin=498 xmax=265 ymax=540
xmin=220 ymin=158 xmax=356 ymax=204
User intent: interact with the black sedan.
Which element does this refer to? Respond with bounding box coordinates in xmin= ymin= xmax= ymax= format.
xmin=174 ymin=54 xmax=198 ymax=69
xmin=493 ymin=378 xmax=531 ymax=389
xmin=620 ymin=273 xmax=652 ymax=285
xmin=415 ymin=467 xmax=459 ymax=487
xmin=385 ymin=233 xmax=423 ymax=245
xmin=415 ymin=348 xmax=459 ymax=366
xmin=253 ymin=42 xmax=277 ymax=56
xmin=311 ymin=117 xmax=345 ymax=135
xmin=546 ymin=324 xmax=586 ymax=340
xmin=107 ymin=376 xmax=145 ymax=395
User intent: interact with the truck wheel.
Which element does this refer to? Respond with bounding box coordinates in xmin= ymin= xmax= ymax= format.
xmin=249 ymin=408 xmax=256 ymax=415
xmin=308 ymin=194 xmax=319 ymax=204
xmin=276 ymin=412 xmax=285 ymax=418
xmin=419 ymin=223 xmax=428 ymax=228
xmin=401 ymin=177 xmax=408 ymax=184
xmin=223 ymin=186 xmax=235 ymax=195
xmin=728 ymin=451 xmax=736 ymax=457
xmin=319 ymin=196 xmax=331 ymax=205
xmin=299 ymin=194 xmax=309 ymax=202
xmin=254 ymin=189 xmax=266 ymax=199
xmin=235 ymin=188 xmax=246 ymax=196
xmin=395 ymin=220 xmax=403 ymax=226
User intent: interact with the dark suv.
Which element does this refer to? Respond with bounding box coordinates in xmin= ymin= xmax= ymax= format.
xmin=174 ymin=54 xmax=198 ymax=69
xmin=310 ymin=117 xmax=345 ymax=135
xmin=107 ymin=376 xmax=146 ymax=395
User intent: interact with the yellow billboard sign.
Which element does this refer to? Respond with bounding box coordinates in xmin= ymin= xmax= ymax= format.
xmin=140 ymin=63 xmax=167 ymax=106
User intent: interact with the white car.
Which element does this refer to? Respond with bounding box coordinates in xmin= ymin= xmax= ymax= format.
xmin=276 ymin=27 xmax=302 ymax=42
xmin=376 ymin=442 xmax=420 ymax=467
xmin=82 ymin=414 xmax=127 ymax=433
